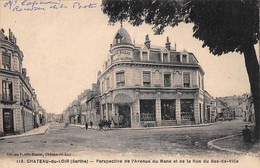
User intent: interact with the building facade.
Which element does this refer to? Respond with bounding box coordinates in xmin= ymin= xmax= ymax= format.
xmin=97 ymin=27 xmax=208 ymax=128
xmin=204 ymin=90 xmax=217 ymax=122
xmin=0 ymin=28 xmax=44 ymax=136
xmin=85 ymin=84 xmax=100 ymax=126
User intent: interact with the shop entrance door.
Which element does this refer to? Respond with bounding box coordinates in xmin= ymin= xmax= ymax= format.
xmin=3 ymin=109 xmax=14 ymax=135
xmin=118 ymin=105 xmax=131 ymax=128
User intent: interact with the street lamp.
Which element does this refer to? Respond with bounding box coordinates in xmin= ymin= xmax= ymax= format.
xmin=21 ymin=99 xmax=30 ymax=133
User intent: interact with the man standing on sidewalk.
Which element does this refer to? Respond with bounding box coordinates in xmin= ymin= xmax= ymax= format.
xmin=85 ymin=122 xmax=88 ymax=131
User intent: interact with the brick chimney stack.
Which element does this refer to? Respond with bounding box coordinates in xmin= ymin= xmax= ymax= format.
xmin=144 ymin=34 xmax=151 ymax=49
xmin=165 ymin=36 xmax=171 ymax=50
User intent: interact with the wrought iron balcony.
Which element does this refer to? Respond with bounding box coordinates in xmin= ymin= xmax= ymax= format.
xmin=0 ymin=94 xmax=17 ymax=104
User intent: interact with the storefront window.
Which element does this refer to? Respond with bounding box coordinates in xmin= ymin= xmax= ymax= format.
xmin=102 ymin=104 xmax=106 ymax=120
xmin=181 ymin=99 xmax=194 ymax=120
xmin=108 ymin=103 xmax=112 ymax=120
xmin=140 ymin=100 xmax=156 ymax=121
xmin=161 ymin=99 xmax=176 ymax=120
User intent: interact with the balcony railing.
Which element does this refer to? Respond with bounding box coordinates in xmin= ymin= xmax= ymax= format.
xmin=0 ymin=94 xmax=17 ymax=104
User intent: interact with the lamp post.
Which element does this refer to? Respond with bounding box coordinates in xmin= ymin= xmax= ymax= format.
xmin=21 ymin=99 xmax=30 ymax=133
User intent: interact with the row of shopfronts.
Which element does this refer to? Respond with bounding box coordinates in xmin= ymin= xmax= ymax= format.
xmin=0 ymin=29 xmax=46 ymax=136
xmin=63 ymin=26 xmax=217 ymax=128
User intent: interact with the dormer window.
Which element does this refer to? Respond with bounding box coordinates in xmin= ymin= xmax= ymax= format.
xmin=142 ymin=52 xmax=148 ymax=61
xmin=163 ymin=53 xmax=168 ymax=62
xmin=182 ymin=55 xmax=187 ymax=63
xmin=115 ymin=33 xmax=123 ymax=44
xmin=176 ymin=55 xmax=180 ymax=63
xmin=116 ymin=38 xmax=121 ymax=44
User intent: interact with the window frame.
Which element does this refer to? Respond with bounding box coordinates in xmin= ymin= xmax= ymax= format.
xmin=2 ymin=80 xmax=13 ymax=101
xmin=182 ymin=54 xmax=187 ymax=63
xmin=116 ymin=71 xmax=125 ymax=87
xmin=142 ymin=51 xmax=148 ymax=61
xmin=183 ymin=72 xmax=190 ymax=88
xmin=164 ymin=73 xmax=171 ymax=87
xmin=163 ymin=53 xmax=168 ymax=62
xmin=142 ymin=71 xmax=151 ymax=87
xmin=2 ymin=51 xmax=11 ymax=70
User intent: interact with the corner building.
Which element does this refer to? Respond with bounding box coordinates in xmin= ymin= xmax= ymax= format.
xmin=98 ymin=27 xmax=206 ymax=128
xmin=0 ymin=29 xmax=41 ymax=136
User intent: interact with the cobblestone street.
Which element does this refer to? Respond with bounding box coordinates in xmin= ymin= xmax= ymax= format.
xmin=0 ymin=120 xmax=250 ymax=157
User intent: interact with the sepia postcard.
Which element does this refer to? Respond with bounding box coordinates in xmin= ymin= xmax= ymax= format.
xmin=0 ymin=0 xmax=259 ymax=168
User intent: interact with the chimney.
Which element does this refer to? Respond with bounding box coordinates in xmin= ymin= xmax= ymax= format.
xmin=165 ymin=36 xmax=171 ymax=50
xmin=109 ymin=44 xmax=112 ymax=52
xmin=12 ymin=34 xmax=15 ymax=44
xmin=9 ymin=29 xmax=12 ymax=42
xmin=97 ymin=70 xmax=101 ymax=76
xmin=144 ymin=34 xmax=151 ymax=49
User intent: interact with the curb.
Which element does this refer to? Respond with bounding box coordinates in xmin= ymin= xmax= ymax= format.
xmin=0 ymin=123 xmax=50 ymax=140
xmin=207 ymin=135 xmax=258 ymax=157
xmin=70 ymin=122 xmax=217 ymax=131
xmin=112 ymin=123 xmax=215 ymax=130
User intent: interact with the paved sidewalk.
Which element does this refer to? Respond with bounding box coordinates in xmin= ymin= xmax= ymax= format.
xmin=0 ymin=123 xmax=50 ymax=140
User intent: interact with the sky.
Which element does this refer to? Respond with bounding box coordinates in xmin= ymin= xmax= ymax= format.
xmin=0 ymin=0 xmax=258 ymax=114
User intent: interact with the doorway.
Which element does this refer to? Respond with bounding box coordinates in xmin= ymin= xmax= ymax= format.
xmin=3 ymin=108 xmax=14 ymax=135
xmin=118 ymin=105 xmax=131 ymax=128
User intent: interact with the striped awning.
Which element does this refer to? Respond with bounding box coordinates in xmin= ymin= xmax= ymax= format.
xmin=113 ymin=94 xmax=134 ymax=104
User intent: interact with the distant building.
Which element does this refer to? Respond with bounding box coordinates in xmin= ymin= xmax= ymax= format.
xmin=68 ymin=100 xmax=80 ymax=124
xmin=78 ymin=89 xmax=91 ymax=124
xmin=204 ymin=90 xmax=216 ymax=122
xmin=0 ymin=28 xmax=44 ymax=136
xmin=85 ymin=84 xmax=100 ymax=126
xmin=96 ymin=26 xmax=210 ymax=128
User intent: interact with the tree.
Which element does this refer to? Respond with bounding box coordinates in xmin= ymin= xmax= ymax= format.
xmin=102 ymin=0 xmax=259 ymax=141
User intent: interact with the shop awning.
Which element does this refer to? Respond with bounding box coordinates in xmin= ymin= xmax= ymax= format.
xmin=113 ymin=94 xmax=134 ymax=104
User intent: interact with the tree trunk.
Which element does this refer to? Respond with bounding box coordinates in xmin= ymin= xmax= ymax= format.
xmin=243 ymin=44 xmax=260 ymax=142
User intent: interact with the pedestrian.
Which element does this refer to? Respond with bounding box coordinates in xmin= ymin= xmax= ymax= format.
xmin=90 ymin=121 xmax=93 ymax=128
xmin=107 ymin=120 xmax=111 ymax=130
xmin=242 ymin=125 xmax=252 ymax=150
xmin=242 ymin=125 xmax=251 ymax=143
xmin=98 ymin=121 xmax=103 ymax=131
xmin=85 ymin=122 xmax=88 ymax=130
